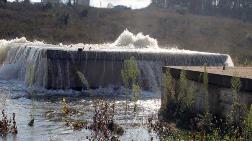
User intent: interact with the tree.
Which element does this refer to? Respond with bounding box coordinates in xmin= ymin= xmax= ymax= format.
xmin=23 ymin=0 xmax=30 ymax=4
xmin=67 ymin=0 xmax=72 ymax=6
xmin=0 ymin=0 xmax=7 ymax=3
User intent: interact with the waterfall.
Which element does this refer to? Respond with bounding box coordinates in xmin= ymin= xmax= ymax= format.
xmin=0 ymin=31 xmax=234 ymax=91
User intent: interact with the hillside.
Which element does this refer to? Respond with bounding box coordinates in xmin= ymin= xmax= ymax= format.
xmin=0 ymin=3 xmax=252 ymax=64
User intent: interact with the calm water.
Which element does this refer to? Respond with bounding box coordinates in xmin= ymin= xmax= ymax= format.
xmin=0 ymin=80 xmax=161 ymax=141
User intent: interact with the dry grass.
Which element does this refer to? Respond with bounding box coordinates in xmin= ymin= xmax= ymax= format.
xmin=0 ymin=3 xmax=252 ymax=64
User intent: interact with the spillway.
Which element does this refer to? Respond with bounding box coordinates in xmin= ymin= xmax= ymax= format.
xmin=0 ymin=30 xmax=234 ymax=91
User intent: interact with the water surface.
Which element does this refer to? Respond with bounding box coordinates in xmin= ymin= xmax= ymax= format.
xmin=0 ymin=80 xmax=160 ymax=141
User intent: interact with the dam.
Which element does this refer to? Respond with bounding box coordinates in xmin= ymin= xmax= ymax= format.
xmin=0 ymin=30 xmax=239 ymax=141
xmin=0 ymin=30 xmax=234 ymax=91
xmin=161 ymin=66 xmax=252 ymax=114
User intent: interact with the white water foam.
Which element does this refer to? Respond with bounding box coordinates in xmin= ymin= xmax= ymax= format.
xmin=0 ymin=30 xmax=234 ymax=61
xmin=0 ymin=29 xmax=234 ymax=90
xmin=113 ymin=29 xmax=158 ymax=48
xmin=0 ymin=30 xmax=235 ymax=141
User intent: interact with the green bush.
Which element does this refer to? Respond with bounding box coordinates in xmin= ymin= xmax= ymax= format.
xmin=76 ymin=70 xmax=89 ymax=90
xmin=121 ymin=56 xmax=140 ymax=113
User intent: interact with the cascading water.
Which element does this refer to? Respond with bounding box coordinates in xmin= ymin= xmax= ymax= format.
xmin=0 ymin=30 xmax=235 ymax=141
xmin=0 ymin=30 xmax=234 ymax=91
xmin=0 ymin=39 xmax=48 ymax=88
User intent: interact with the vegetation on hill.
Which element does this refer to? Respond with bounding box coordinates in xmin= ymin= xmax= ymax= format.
xmin=0 ymin=2 xmax=252 ymax=64
xmin=152 ymin=0 xmax=252 ymax=22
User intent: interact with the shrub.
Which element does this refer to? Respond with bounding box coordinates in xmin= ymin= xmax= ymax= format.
xmin=26 ymin=64 xmax=35 ymax=87
xmin=203 ymin=66 xmax=209 ymax=113
xmin=161 ymin=69 xmax=196 ymax=129
xmin=244 ymin=104 xmax=252 ymax=140
xmin=61 ymin=98 xmax=69 ymax=115
xmin=76 ymin=70 xmax=89 ymax=90
xmin=0 ymin=110 xmax=17 ymax=136
xmin=91 ymin=99 xmax=123 ymax=140
xmin=121 ymin=56 xmax=140 ymax=113
xmin=178 ymin=70 xmax=195 ymax=111
xmin=161 ymin=69 xmax=175 ymax=111
xmin=230 ymin=72 xmax=242 ymax=123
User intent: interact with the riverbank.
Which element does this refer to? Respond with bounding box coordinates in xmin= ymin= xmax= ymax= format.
xmin=0 ymin=2 xmax=252 ymax=64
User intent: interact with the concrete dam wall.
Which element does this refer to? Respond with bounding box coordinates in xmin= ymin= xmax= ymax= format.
xmin=46 ymin=48 xmax=233 ymax=90
xmin=161 ymin=66 xmax=252 ymax=114
xmin=0 ymin=31 xmax=234 ymax=91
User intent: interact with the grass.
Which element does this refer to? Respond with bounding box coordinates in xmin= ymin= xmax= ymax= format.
xmin=0 ymin=3 xmax=251 ymax=64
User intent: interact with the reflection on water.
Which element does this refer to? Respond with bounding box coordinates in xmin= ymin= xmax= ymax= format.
xmin=0 ymin=80 xmax=160 ymax=141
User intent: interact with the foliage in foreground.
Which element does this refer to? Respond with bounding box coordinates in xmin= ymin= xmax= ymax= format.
xmin=121 ymin=56 xmax=141 ymax=113
xmin=91 ymin=98 xmax=123 ymax=140
xmin=161 ymin=69 xmax=196 ymax=129
xmin=59 ymin=97 xmax=123 ymax=140
xmin=0 ymin=110 xmax=17 ymax=136
xmin=160 ymin=68 xmax=252 ymax=140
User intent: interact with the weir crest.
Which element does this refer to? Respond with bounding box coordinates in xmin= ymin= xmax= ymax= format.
xmin=0 ymin=30 xmax=234 ymax=91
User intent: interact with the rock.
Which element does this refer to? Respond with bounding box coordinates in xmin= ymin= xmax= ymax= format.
xmin=28 ymin=118 xmax=34 ymax=127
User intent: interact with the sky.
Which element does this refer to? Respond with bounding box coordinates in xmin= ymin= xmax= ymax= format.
xmin=90 ymin=0 xmax=151 ymax=9
xmin=8 ymin=0 xmax=152 ymax=9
